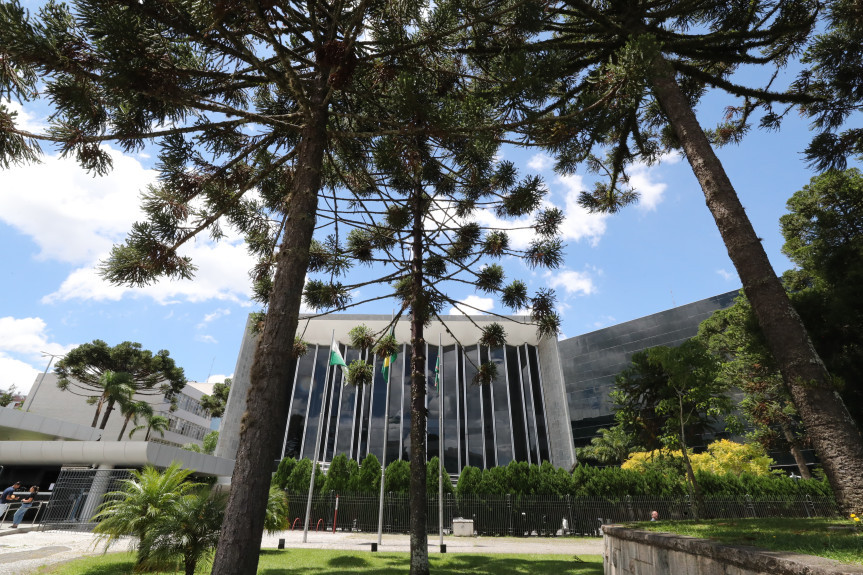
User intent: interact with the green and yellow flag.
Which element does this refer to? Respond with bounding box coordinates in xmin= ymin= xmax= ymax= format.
xmin=380 ymin=327 xmax=397 ymax=383
xmin=329 ymin=341 xmax=347 ymax=371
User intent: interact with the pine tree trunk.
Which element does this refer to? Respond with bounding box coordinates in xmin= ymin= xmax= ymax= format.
xmin=210 ymin=92 xmax=329 ymax=575
xmin=649 ymin=55 xmax=863 ymax=515
xmin=781 ymin=421 xmax=812 ymax=479
xmin=409 ymin=182 xmax=430 ymax=575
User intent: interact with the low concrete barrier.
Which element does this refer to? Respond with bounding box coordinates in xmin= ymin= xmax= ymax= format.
xmin=603 ymin=525 xmax=863 ymax=575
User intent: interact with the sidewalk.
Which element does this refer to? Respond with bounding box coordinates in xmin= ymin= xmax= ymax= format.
xmin=0 ymin=527 xmax=603 ymax=574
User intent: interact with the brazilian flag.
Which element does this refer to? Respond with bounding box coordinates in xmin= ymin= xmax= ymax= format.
xmin=380 ymin=327 xmax=398 ymax=383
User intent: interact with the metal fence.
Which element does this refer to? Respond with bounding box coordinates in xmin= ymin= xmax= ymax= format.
xmin=285 ymin=491 xmax=841 ymax=537
xmin=40 ymin=467 xmax=134 ymax=531
xmin=0 ymin=500 xmax=48 ymax=527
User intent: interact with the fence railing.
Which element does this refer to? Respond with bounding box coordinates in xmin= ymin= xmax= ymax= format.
xmin=284 ymin=491 xmax=841 ymax=537
xmin=0 ymin=500 xmax=48 ymax=527
xmin=40 ymin=467 xmax=135 ymax=532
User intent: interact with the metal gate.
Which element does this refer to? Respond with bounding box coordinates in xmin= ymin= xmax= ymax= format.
xmin=41 ymin=467 xmax=134 ymax=531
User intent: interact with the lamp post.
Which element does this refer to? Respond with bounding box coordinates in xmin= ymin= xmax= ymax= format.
xmin=25 ymin=352 xmax=63 ymax=412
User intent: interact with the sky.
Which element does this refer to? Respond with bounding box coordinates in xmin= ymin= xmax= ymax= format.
xmin=0 ymin=24 xmax=854 ymax=397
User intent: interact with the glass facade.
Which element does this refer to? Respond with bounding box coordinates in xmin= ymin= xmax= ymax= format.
xmin=280 ymin=342 xmax=551 ymax=472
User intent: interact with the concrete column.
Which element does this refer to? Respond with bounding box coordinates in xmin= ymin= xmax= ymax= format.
xmin=214 ymin=316 xmax=259 ymax=471
xmin=81 ymin=464 xmax=115 ymax=521
xmin=537 ymin=336 xmax=576 ymax=470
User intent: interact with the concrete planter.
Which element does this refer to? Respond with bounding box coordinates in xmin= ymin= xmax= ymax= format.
xmin=603 ymin=525 xmax=863 ymax=575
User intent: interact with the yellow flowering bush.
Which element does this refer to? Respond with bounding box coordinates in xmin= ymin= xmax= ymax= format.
xmin=622 ymin=440 xmax=775 ymax=476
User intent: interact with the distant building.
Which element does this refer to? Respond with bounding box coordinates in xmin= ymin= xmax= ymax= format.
xmin=21 ymin=374 xmax=213 ymax=447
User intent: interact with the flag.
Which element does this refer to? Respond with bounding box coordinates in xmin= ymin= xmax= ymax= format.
xmin=434 ymin=355 xmax=440 ymax=389
xmin=329 ymin=341 xmax=347 ymax=370
xmin=381 ymin=327 xmax=398 ymax=383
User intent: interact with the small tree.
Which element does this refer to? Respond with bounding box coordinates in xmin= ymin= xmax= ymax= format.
xmin=200 ymin=379 xmax=231 ymax=419
xmin=0 ymin=384 xmax=18 ymax=407
xmin=272 ymin=458 xmax=297 ymax=491
xmin=322 ymin=454 xmax=351 ymax=493
xmin=93 ymin=463 xmax=200 ymax=564
xmin=138 ymin=488 xmax=226 ymax=575
xmin=576 ymin=426 xmax=642 ymax=466
xmin=263 ymin=487 xmax=291 ymax=535
xmin=613 ymin=340 xmax=730 ymax=515
xmin=183 ymin=431 xmax=219 ymax=455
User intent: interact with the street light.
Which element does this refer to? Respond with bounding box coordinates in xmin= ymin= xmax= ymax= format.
xmin=25 ymin=352 xmax=64 ymax=412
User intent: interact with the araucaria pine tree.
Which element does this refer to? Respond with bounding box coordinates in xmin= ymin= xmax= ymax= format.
xmin=300 ymin=14 xmax=562 ymax=569
xmin=465 ymin=0 xmax=863 ymax=514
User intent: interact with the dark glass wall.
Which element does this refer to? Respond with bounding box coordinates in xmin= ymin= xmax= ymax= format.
xmin=281 ymin=340 xmax=550 ymax=472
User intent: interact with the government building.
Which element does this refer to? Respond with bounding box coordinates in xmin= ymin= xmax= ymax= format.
xmin=216 ymin=290 xmax=739 ymax=472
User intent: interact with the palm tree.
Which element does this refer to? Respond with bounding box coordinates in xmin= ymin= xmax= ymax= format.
xmin=130 ymin=414 xmax=170 ymax=442
xmin=93 ymin=463 xmax=200 ymax=564
xmin=85 ymin=370 xmax=134 ymax=429
xmin=577 ymin=427 xmax=642 ymax=466
xmin=138 ymin=488 xmax=226 ymax=575
xmin=117 ymin=400 xmax=153 ymax=442
xmin=263 ymin=486 xmax=290 ymax=535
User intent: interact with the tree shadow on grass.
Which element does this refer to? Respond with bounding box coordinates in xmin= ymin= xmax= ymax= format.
xmin=431 ymin=555 xmax=603 ymax=575
xmin=258 ymin=553 xmax=603 ymax=575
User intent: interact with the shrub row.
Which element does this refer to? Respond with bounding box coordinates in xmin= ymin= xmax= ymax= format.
xmin=273 ymin=455 xmax=831 ymax=500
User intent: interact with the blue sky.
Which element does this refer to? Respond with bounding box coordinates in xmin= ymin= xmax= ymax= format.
xmin=0 ymin=44 xmax=849 ymax=396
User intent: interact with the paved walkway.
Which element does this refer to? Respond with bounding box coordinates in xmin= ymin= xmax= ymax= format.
xmin=0 ymin=526 xmax=603 ymax=574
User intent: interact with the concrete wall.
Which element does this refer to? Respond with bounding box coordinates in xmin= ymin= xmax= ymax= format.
xmin=603 ymin=526 xmax=863 ymax=575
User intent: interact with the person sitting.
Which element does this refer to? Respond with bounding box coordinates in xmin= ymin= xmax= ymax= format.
xmin=0 ymin=481 xmax=21 ymax=520
xmin=650 ymin=510 xmax=659 ymax=522
xmin=11 ymin=486 xmax=38 ymax=528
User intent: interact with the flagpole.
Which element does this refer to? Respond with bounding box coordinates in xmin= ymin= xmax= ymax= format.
xmin=376 ymin=353 xmax=391 ymax=547
xmin=304 ymin=329 xmax=334 ymax=543
xmin=377 ymin=316 xmax=395 ymax=547
xmin=438 ymin=332 xmax=444 ymax=550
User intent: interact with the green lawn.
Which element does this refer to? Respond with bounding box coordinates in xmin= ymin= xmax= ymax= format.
xmin=38 ymin=549 xmax=604 ymax=575
xmin=635 ymin=517 xmax=863 ymax=565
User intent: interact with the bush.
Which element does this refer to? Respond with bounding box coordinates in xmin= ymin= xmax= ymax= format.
xmin=385 ymin=459 xmax=410 ymax=493
xmin=427 ymin=457 xmax=454 ymax=495
xmin=323 ymin=454 xmax=351 ymax=493
xmin=273 ymin=457 xmax=297 ymax=490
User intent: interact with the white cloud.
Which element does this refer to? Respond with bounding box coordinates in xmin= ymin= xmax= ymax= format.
xmin=556 ymin=174 xmax=609 ymax=246
xmin=0 ymin=317 xmax=71 ymax=358
xmin=207 ymin=373 xmax=232 ymax=384
xmin=716 ymin=269 xmax=736 ymax=281
xmin=628 ymin=153 xmax=681 ymax=211
xmin=42 ymin=235 xmax=256 ymax=304
xmin=544 ymin=269 xmax=596 ymax=297
xmin=196 ymin=334 xmax=218 ymax=344
xmin=0 ymin=146 xmax=153 ymax=265
xmin=0 ymin=356 xmax=42 ymax=394
xmin=198 ymin=308 xmax=232 ymax=328
xmin=527 ymin=153 xmax=553 ymax=171
xmin=0 ymin=316 xmax=75 ymax=394
xmin=1 ymin=123 xmax=259 ymax=305
xmin=448 ymin=295 xmax=494 ymax=315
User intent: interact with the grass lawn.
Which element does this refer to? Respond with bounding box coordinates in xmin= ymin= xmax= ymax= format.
xmin=634 ymin=517 xmax=863 ymax=565
xmin=37 ymin=549 xmax=604 ymax=574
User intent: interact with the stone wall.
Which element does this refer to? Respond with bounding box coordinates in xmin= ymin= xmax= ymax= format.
xmin=603 ymin=525 xmax=863 ymax=575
